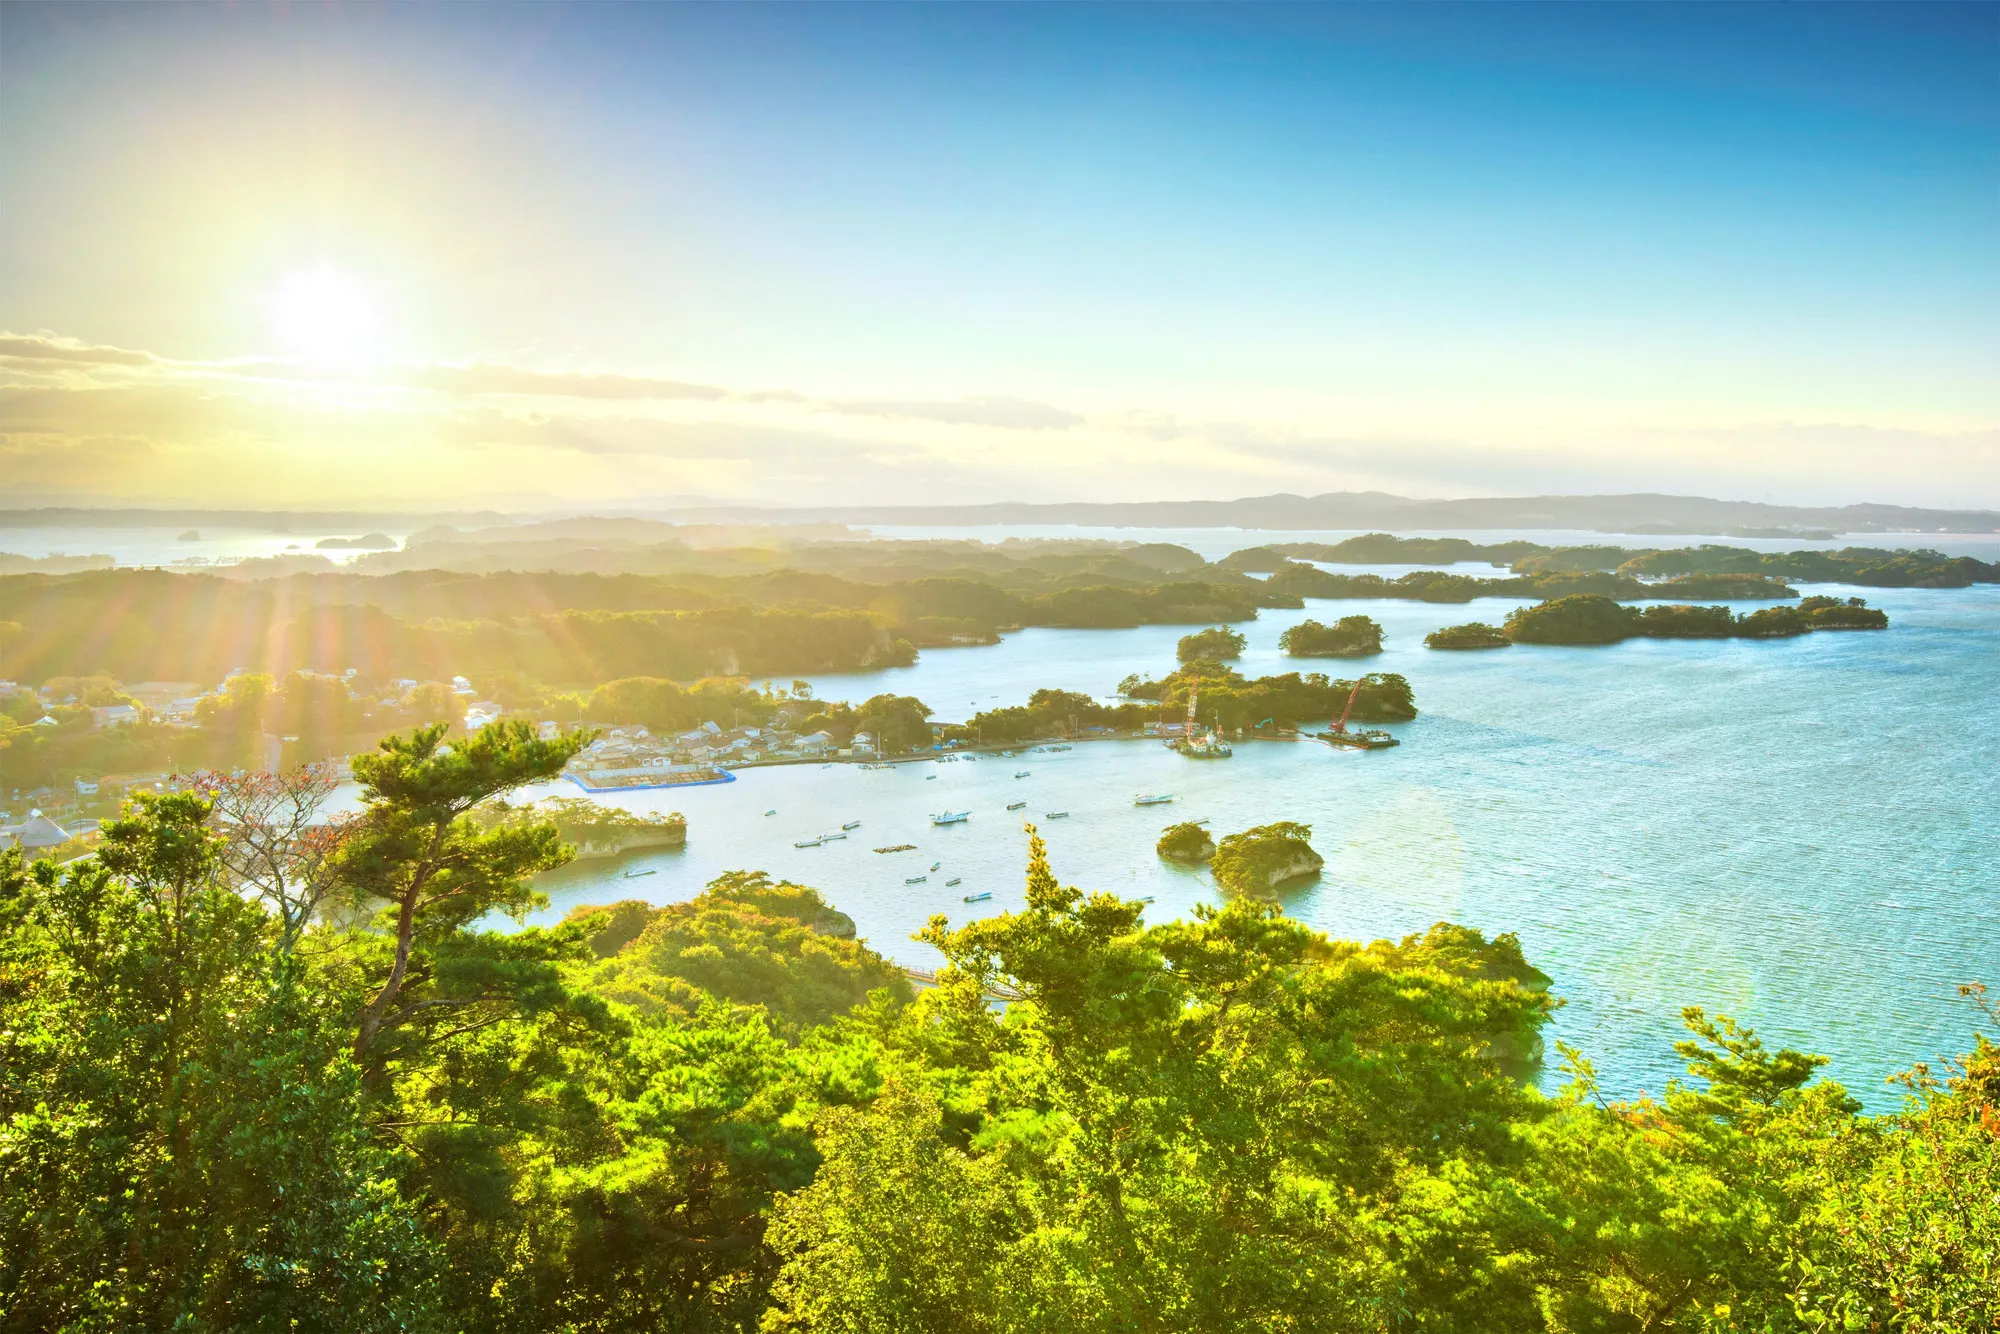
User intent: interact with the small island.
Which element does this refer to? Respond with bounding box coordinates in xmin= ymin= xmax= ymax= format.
xmin=315 ymin=532 xmax=399 ymax=550
xmin=1425 ymin=622 xmax=1511 ymax=650
xmin=1156 ymin=821 xmax=1217 ymax=863
xmin=1278 ymin=615 xmax=1383 ymax=657
xmin=1210 ymin=821 xmax=1324 ymax=895
xmin=484 ymin=796 xmax=687 ymax=861
xmin=1505 ymin=593 xmax=1891 ymax=645
xmin=1176 ymin=625 xmax=1246 ymax=662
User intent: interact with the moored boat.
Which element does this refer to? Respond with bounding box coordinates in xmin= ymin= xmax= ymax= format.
xmin=931 ymin=810 xmax=971 ymax=825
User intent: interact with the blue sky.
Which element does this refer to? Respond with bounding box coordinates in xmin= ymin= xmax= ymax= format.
xmin=1 ymin=3 xmax=1994 ymax=507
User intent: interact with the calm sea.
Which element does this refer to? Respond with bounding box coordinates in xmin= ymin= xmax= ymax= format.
xmin=513 ymin=527 xmax=2000 ymax=1110
xmin=17 ymin=518 xmax=1991 ymax=1107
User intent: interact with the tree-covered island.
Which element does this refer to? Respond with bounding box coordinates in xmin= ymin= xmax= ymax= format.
xmin=1278 ymin=614 xmax=1383 ymax=657
xmin=1209 ymin=820 xmax=1325 ymax=894
xmin=1506 ymin=594 xmax=1891 ymax=645
xmin=1155 ymin=820 xmax=1217 ymax=862
xmin=1261 ymin=533 xmax=2000 ymax=587
xmin=1425 ymin=621 xmax=1513 ymax=650
xmin=1175 ymin=625 xmax=1247 ymax=662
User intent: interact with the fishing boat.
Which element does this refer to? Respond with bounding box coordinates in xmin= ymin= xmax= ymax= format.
xmin=1049 ymin=744 xmax=1072 ymax=752
xmin=962 ymin=891 xmax=992 ymax=903
xmin=820 ymin=831 xmax=847 ymax=841
xmin=623 ymin=868 xmax=658 ymax=879
xmin=1006 ymin=801 xmax=1027 ymax=811
xmin=926 ymin=774 xmax=938 ymax=780
xmin=842 ymin=820 xmax=862 ymax=830
xmin=1014 ymin=770 xmax=1031 ymax=778
xmin=906 ymin=875 xmax=928 ymax=884
xmin=1133 ymin=794 xmax=1174 ymax=806
xmin=946 ymin=877 xmax=962 ymax=887
xmin=931 ymin=810 xmax=971 ymax=825
xmin=764 ymin=809 xmax=777 ymax=816
xmin=794 ymin=838 xmax=822 ymax=848
xmin=1318 ymin=678 xmax=1400 ymax=750
xmin=930 ymin=861 xmax=941 ymax=871
xmin=1044 ymin=811 xmax=1070 ymax=819
xmin=874 ymin=844 xmax=917 ymax=853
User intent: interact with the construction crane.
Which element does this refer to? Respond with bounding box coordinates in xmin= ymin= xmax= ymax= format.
xmin=1332 ymin=679 xmax=1363 ymax=734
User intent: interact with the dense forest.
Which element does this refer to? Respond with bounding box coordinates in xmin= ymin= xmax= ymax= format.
xmin=0 ymin=725 xmax=1991 ymax=1332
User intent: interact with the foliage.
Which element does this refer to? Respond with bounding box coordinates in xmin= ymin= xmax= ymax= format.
xmin=1505 ymin=594 xmax=1891 ymax=645
xmin=1278 ymin=614 xmax=1382 ymax=656
xmin=1208 ymin=820 xmax=1323 ymax=894
xmin=1424 ymin=621 xmax=1512 ymax=649
xmin=1120 ymin=662 xmax=1416 ymax=727
xmin=485 ymin=794 xmax=687 ymax=846
xmin=0 ymin=800 xmax=439 ymax=1331
xmin=1266 ymin=561 xmax=1799 ymax=604
xmin=851 ymin=693 xmax=934 ymax=754
xmin=586 ymin=674 xmax=777 ymax=732
xmin=336 ymin=720 xmax=591 ymax=1062
xmin=574 ymin=871 xmax=909 ymax=1035
xmin=1154 ymin=820 xmax=1215 ymax=862
xmin=1176 ymin=624 xmax=1248 ymax=662
xmin=4 ymin=725 xmax=1996 ymax=1333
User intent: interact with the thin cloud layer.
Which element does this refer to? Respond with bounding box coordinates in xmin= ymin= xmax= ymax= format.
xmin=2 ymin=329 xmax=1994 ymax=509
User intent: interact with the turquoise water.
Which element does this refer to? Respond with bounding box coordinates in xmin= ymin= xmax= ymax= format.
xmin=522 ymin=572 xmax=2000 ymax=1110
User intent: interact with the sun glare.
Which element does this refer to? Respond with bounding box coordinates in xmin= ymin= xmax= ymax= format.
xmin=270 ymin=269 xmax=379 ymax=362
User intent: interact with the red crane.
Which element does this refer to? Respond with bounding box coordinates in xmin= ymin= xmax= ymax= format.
xmin=1332 ymin=678 xmax=1363 ymax=733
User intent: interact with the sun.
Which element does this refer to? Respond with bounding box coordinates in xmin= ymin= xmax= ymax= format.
xmin=270 ymin=268 xmax=379 ymax=363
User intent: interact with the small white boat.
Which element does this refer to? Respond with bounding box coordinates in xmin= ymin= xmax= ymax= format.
xmin=906 ymin=875 xmax=928 ymax=884
xmin=623 ymin=868 xmax=658 ymax=879
xmin=794 ymin=838 xmax=823 ymax=848
xmin=842 ymin=820 xmax=862 ymax=830
xmin=1015 ymin=770 xmax=1031 ymax=778
xmin=946 ymin=877 xmax=962 ymax=887
xmin=1006 ymin=801 xmax=1027 ymax=811
xmin=931 ymin=811 xmax=971 ymax=825
xmin=962 ymin=891 xmax=992 ymax=903
xmin=1044 ymin=811 xmax=1070 ymax=819
xmin=1134 ymin=794 xmax=1174 ymax=806
xmin=820 ymin=832 xmax=847 ymax=841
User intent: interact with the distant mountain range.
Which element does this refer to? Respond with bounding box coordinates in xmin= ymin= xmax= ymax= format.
xmin=3 ymin=493 xmax=1995 ymax=536
xmin=653 ymin=492 xmax=2000 ymax=536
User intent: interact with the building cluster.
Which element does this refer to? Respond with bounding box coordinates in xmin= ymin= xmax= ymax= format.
xmin=565 ymin=720 xmax=874 ymax=787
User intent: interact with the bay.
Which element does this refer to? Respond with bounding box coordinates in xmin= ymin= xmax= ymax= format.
xmin=515 ymin=559 xmax=1999 ymax=1111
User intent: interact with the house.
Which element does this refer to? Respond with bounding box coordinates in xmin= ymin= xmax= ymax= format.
xmin=798 ymin=731 xmax=835 ymax=753
xmin=0 ymin=810 xmax=76 ymax=852
xmin=91 ymin=704 xmax=141 ymax=728
xmin=851 ymin=731 xmax=879 ymax=756
xmin=74 ymin=777 xmax=99 ymax=796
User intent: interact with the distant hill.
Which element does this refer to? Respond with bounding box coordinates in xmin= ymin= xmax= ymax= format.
xmin=4 ymin=493 xmax=1995 ymax=537
xmin=652 ymin=491 xmax=2000 ymax=536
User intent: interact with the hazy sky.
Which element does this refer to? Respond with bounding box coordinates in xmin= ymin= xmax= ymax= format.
xmin=3 ymin=3 xmax=1995 ymax=509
